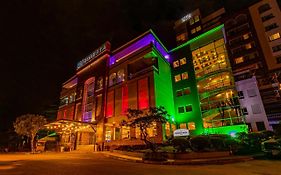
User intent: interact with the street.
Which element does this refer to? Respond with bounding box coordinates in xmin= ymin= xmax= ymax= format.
xmin=0 ymin=152 xmax=281 ymax=175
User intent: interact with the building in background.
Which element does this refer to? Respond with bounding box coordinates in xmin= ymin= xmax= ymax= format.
xmin=174 ymin=7 xmax=226 ymax=45
xmin=235 ymin=77 xmax=271 ymax=131
xmin=248 ymin=0 xmax=281 ymax=129
xmin=224 ymin=8 xmax=271 ymax=131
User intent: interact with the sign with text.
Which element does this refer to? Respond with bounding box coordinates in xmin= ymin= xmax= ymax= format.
xmin=173 ymin=129 xmax=190 ymax=137
xmin=76 ymin=42 xmax=110 ymax=70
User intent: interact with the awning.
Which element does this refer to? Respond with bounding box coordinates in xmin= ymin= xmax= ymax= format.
xmin=42 ymin=119 xmax=96 ymax=134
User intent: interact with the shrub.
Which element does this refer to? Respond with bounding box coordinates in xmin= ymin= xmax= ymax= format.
xmin=170 ymin=137 xmax=191 ymax=153
xmin=190 ymin=136 xmax=211 ymax=152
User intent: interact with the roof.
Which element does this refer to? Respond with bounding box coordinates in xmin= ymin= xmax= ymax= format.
xmin=110 ymin=29 xmax=170 ymax=66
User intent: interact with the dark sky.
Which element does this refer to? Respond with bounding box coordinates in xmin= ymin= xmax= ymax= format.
xmin=1 ymin=0 xmax=258 ymax=131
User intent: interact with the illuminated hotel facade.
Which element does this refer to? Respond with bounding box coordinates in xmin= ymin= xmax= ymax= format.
xmin=51 ymin=0 xmax=281 ymax=149
xmin=52 ymin=27 xmax=249 ymax=150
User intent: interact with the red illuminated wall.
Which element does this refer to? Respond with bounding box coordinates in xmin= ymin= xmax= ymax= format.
xmin=122 ymin=85 xmax=128 ymax=114
xmin=106 ymin=90 xmax=114 ymax=117
xmin=138 ymin=78 xmax=149 ymax=109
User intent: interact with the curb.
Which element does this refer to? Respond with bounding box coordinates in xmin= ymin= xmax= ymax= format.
xmin=103 ymin=152 xmax=254 ymax=165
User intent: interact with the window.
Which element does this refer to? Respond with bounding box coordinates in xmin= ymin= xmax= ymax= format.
xmin=269 ymin=33 xmax=281 ymax=41
xmin=252 ymin=104 xmax=261 ymax=114
xmin=121 ymin=126 xmax=130 ymax=139
xmin=191 ymin=28 xmax=196 ymax=34
xmin=272 ymin=44 xmax=281 ymax=52
xmin=176 ymin=90 xmax=183 ymax=97
xmin=189 ymin=18 xmax=194 ymax=25
xmin=235 ymin=57 xmax=244 ymax=64
xmin=245 ymin=43 xmax=252 ymax=50
xmin=173 ymin=60 xmax=180 ymax=68
xmin=117 ymin=69 xmax=125 ymax=83
xmin=114 ymin=128 xmax=121 ymax=140
xmin=95 ymin=95 xmax=102 ymax=119
xmin=185 ymin=105 xmax=192 ymax=112
xmin=261 ymin=13 xmax=274 ymax=22
xmin=69 ymin=94 xmax=75 ymax=104
xmin=238 ymin=91 xmax=244 ymax=99
xmin=106 ymin=91 xmax=114 ymax=117
xmin=180 ymin=123 xmax=187 ymax=129
xmin=188 ymin=122 xmax=196 ymax=130
xmin=242 ymin=107 xmax=248 ymax=115
xmin=265 ymin=23 xmax=278 ymax=32
xmin=247 ymin=89 xmax=257 ymax=97
xmin=165 ymin=123 xmax=171 ymax=137
xmin=243 ymin=33 xmax=250 ymax=40
xmin=83 ymin=77 xmax=95 ymax=122
xmin=180 ymin=57 xmax=187 ymax=65
xmin=178 ymin=106 xmax=185 ymax=113
xmin=181 ymin=72 xmax=188 ymax=80
xmin=60 ymin=97 xmax=68 ymax=106
xmin=174 ymin=74 xmax=181 ymax=82
xmin=109 ymin=73 xmax=117 ymax=86
xmin=245 ymin=52 xmax=259 ymax=60
xmin=256 ymin=122 xmax=266 ymax=131
xmin=147 ymin=122 xmax=157 ymax=137
xmin=135 ymin=126 xmax=140 ymax=138
xmin=96 ymin=77 xmax=103 ymax=90
xmin=105 ymin=128 xmax=112 ymax=141
xmin=176 ymin=33 xmax=187 ymax=42
xmin=183 ymin=88 xmax=191 ymax=95
xmin=258 ymin=4 xmax=271 ymax=14
xmin=194 ymin=15 xmax=200 ymax=23
xmin=196 ymin=26 xmax=201 ymax=32
xmin=276 ymin=55 xmax=281 ymax=64
xmin=138 ymin=78 xmax=149 ymax=109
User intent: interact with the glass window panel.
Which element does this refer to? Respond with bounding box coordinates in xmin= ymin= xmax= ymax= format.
xmin=180 ymin=57 xmax=187 ymax=65
xmin=181 ymin=72 xmax=189 ymax=80
xmin=175 ymin=74 xmax=181 ymax=82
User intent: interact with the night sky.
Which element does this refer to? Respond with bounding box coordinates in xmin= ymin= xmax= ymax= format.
xmin=1 ymin=0 xmax=258 ymax=131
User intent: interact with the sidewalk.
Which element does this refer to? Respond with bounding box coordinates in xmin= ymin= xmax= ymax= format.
xmin=102 ymin=151 xmax=254 ymax=165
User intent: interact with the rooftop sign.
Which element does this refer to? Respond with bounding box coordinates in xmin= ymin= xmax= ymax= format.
xmin=76 ymin=42 xmax=110 ymax=70
xmin=181 ymin=13 xmax=192 ymax=23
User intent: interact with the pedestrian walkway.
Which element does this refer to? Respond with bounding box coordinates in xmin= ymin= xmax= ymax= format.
xmin=102 ymin=151 xmax=254 ymax=165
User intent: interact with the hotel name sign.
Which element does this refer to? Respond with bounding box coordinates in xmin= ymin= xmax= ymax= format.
xmin=181 ymin=13 xmax=192 ymax=23
xmin=76 ymin=42 xmax=110 ymax=70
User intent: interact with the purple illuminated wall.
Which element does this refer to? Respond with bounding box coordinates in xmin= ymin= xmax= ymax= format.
xmin=110 ymin=33 xmax=169 ymax=66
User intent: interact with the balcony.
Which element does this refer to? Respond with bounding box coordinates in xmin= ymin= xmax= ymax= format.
xmin=128 ymin=57 xmax=158 ymax=80
xmin=196 ymin=64 xmax=231 ymax=81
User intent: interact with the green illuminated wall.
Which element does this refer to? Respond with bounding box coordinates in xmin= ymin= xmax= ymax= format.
xmin=152 ymin=49 xmax=175 ymax=119
xmin=170 ymin=45 xmax=204 ymax=135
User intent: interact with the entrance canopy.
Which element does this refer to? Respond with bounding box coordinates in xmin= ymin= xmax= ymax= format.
xmin=42 ymin=119 xmax=96 ymax=134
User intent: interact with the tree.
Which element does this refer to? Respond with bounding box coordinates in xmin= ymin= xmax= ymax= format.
xmin=13 ymin=114 xmax=47 ymax=152
xmin=123 ymin=106 xmax=170 ymax=152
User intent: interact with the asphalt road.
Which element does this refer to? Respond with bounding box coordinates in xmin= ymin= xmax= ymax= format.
xmin=0 ymin=152 xmax=281 ymax=175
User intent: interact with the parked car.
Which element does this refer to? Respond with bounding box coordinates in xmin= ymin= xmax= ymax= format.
xmin=261 ymin=137 xmax=281 ymax=157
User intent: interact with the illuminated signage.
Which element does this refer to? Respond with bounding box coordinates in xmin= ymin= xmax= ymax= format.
xmin=181 ymin=13 xmax=192 ymax=23
xmin=173 ymin=129 xmax=190 ymax=137
xmin=77 ymin=42 xmax=110 ymax=70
